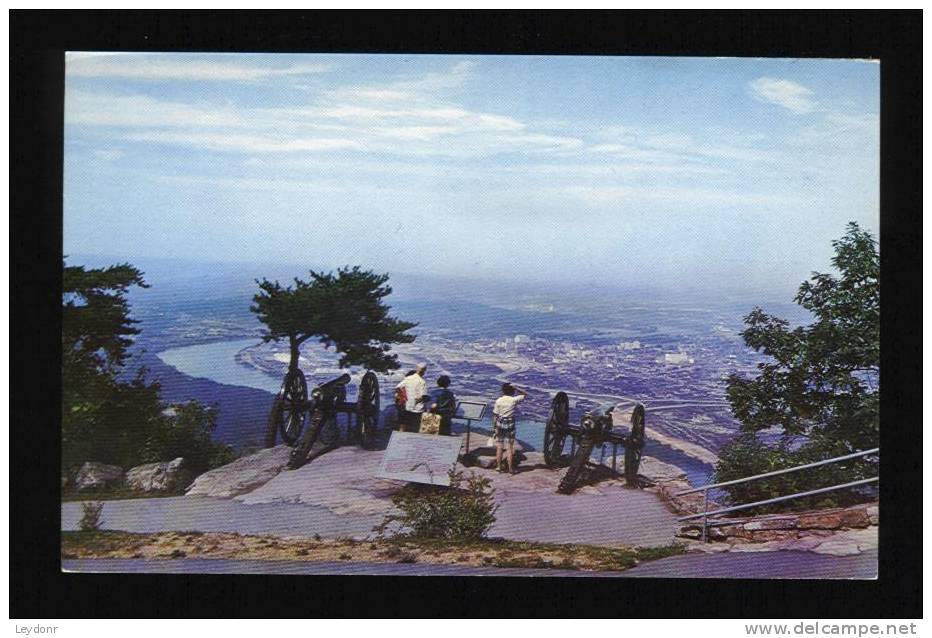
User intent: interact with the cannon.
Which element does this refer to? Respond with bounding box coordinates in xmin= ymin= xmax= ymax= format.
xmin=543 ymin=392 xmax=646 ymax=493
xmin=266 ymin=367 xmax=382 ymax=454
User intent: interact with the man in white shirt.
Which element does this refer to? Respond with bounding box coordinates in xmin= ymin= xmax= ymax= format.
xmin=492 ymin=383 xmax=527 ymax=473
xmin=395 ymin=363 xmax=429 ymax=432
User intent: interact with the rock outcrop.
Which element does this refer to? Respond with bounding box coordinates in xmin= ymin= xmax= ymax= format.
xmin=125 ymin=457 xmax=194 ymax=493
xmin=186 ymin=445 xmax=292 ymax=498
xmin=460 ymin=442 xmax=527 ymax=470
xmin=73 ymin=462 xmax=125 ymax=491
xmin=677 ymin=502 xmax=879 ymax=555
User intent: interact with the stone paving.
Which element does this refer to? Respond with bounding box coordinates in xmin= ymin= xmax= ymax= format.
xmin=65 ymin=440 xmax=681 ymax=548
xmin=64 ymin=438 xmax=879 ymax=561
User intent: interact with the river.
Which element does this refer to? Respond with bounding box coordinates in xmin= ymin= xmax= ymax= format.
xmin=157 ymin=338 xmax=716 ymax=485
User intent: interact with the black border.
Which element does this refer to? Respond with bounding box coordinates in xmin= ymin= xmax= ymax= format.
xmin=11 ymin=10 xmax=922 ymax=619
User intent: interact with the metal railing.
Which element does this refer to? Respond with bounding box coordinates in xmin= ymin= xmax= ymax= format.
xmin=675 ymin=447 xmax=879 ymax=541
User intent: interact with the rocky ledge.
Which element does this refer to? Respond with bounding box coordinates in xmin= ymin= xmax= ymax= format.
xmin=677 ymin=502 xmax=878 ymax=553
xmin=635 ymin=459 xmax=880 ymax=557
xmin=66 ymin=457 xmax=195 ymax=494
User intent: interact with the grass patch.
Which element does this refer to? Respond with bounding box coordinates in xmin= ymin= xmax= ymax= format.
xmin=61 ymin=530 xmax=688 ymax=573
xmin=62 ymin=487 xmax=186 ymax=502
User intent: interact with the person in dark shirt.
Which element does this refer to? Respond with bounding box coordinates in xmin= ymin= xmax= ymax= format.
xmin=428 ymin=375 xmax=457 ymax=436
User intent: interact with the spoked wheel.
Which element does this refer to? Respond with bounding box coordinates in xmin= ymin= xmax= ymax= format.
xmin=558 ymin=434 xmax=597 ymax=494
xmin=624 ymin=404 xmax=646 ymax=486
xmin=264 ymin=368 xmax=307 ymax=447
xmin=356 ymin=371 xmax=380 ymax=449
xmin=278 ymin=368 xmax=308 ymax=446
xmin=543 ymin=392 xmax=570 ymax=466
xmin=288 ymin=406 xmax=323 ymax=469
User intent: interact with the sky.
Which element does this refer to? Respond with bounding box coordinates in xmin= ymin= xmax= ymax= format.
xmin=64 ymin=53 xmax=879 ymax=297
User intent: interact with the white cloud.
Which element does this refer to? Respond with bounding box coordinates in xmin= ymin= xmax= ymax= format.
xmin=66 ymin=91 xmax=245 ymax=128
xmin=748 ymin=77 xmax=817 ymax=114
xmin=558 ymin=185 xmax=795 ymax=208
xmin=67 ymin=55 xmax=330 ymax=81
xmin=65 ymin=58 xmax=578 ymax=158
xmin=92 ymin=149 xmax=124 ymax=161
xmin=125 ymin=131 xmax=365 ymax=153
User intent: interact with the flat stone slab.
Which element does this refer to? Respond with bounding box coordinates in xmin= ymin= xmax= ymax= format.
xmin=69 ymin=443 xmax=684 ymax=548
xmin=186 ymin=445 xmax=292 ymax=498
xmin=61 ymin=496 xmax=383 ymax=539
xmin=237 ymin=446 xmax=404 ymax=516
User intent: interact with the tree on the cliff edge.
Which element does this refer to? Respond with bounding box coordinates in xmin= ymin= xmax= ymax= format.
xmin=63 ymin=260 xmax=230 ymax=473
xmin=715 ymin=223 xmax=879 ymax=509
xmin=725 ymin=222 xmax=879 ymax=450
xmin=250 ymin=266 xmax=417 ymax=373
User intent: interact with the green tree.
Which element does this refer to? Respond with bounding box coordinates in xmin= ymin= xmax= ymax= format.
xmin=716 ymin=223 xmax=879 ymax=510
xmin=725 ymin=222 xmax=879 ymax=449
xmin=63 ymin=261 xmax=232 ymax=474
xmin=250 ymin=266 xmax=417 ymax=373
xmin=63 ymin=262 xmax=148 ymax=373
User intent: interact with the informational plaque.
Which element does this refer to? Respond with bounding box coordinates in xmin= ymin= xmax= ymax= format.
xmin=454 ymin=401 xmax=487 ymax=421
xmin=376 ymin=432 xmax=463 ymax=486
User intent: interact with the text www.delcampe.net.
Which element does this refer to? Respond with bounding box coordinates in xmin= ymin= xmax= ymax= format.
xmin=746 ymin=624 xmax=917 ymax=637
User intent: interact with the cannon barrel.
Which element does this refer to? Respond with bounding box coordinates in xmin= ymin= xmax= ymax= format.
xmin=316 ymin=373 xmax=352 ymax=392
xmin=589 ymin=402 xmax=616 ymax=419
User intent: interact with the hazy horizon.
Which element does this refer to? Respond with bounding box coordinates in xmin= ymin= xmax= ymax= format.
xmin=64 ymin=53 xmax=878 ymax=296
xmin=66 ymin=250 xmax=815 ymax=314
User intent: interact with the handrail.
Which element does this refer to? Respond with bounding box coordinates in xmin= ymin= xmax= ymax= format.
xmin=675 ymin=447 xmax=879 ymax=496
xmin=674 ymin=447 xmax=879 ymax=542
xmin=678 ymin=477 xmax=878 ymax=521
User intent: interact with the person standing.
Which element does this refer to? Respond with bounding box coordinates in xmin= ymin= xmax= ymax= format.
xmin=492 ymin=383 xmax=527 ymax=473
xmin=395 ymin=363 xmax=429 ymax=432
xmin=428 ymin=375 xmax=457 ymax=436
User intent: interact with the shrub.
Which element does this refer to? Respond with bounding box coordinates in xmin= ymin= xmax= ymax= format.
xmin=139 ymin=401 xmax=234 ymax=474
xmin=714 ymin=433 xmax=877 ymax=514
xmin=79 ymin=502 xmax=103 ymax=531
xmin=375 ymin=470 xmax=498 ymax=541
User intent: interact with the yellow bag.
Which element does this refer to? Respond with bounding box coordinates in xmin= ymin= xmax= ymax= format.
xmin=419 ymin=412 xmax=442 ymax=435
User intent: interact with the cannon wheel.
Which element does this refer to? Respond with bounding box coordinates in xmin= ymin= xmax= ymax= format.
xmin=356 ymin=371 xmax=380 ymax=448
xmin=278 ymin=368 xmax=308 ymax=446
xmin=543 ymin=392 xmax=570 ymax=466
xmin=265 ymin=368 xmax=307 ymax=447
xmin=624 ymin=404 xmax=646 ymax=486
xmin=288 ymin=406 xmax=324 ymax=469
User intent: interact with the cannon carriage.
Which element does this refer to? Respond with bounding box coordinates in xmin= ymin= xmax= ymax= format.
xmin=265 ymin=367 xmax=382 ymax=466
xmin=542 ymin=392 xmax=646 ymax=492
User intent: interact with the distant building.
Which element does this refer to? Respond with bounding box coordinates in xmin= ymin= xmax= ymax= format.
xmin=620 ymin=340 xmax=641 ymax=350
xmin=664 ymin=352 xmax=694 ymax=365
xmin=514 ymin=334 xmax=530 ymax=343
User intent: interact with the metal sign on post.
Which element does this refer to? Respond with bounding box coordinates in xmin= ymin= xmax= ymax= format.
xmin=453 ymin=400 xmax=488 ymax=454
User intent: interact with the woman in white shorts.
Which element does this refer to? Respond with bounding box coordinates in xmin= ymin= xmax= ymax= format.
xmin=492 ymin=383 xmax=527 ymax=473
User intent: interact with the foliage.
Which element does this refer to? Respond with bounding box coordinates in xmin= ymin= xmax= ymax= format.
xmin=718 ymin=223 xmax=879 ymax=511
xmin=140 ymin=401 xmax=235 ymax=474
xmin=251 ymin=266 xmax=417 ymax=372
xmin=79 ymin=502 xmax=104 ymax=532
xmin=714 ymin=433 xmax=877 ymax=513
xmin=725 ymin=222 xmax=879 ymax=449
xmin=63 ymin=262 xmax=148 ymax=375
xmin=62 ymin=260 xmax=233 ymax=473
xmin=375 ymin=470 xmax=498 ymax=541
